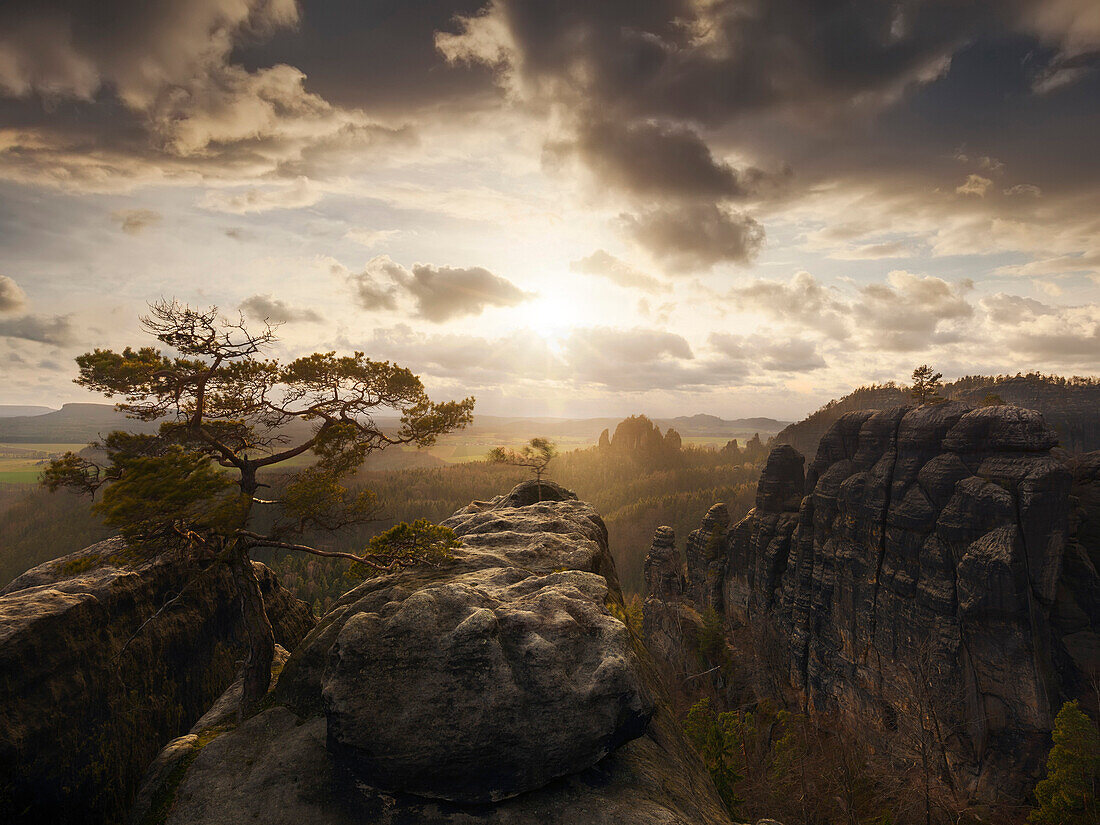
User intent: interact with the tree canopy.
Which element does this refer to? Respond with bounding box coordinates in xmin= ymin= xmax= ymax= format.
xmin=910 ymin=365 xmax=945 ymax=406
xmin=43 ymin=300 xmax=474 ymax=710
xmin=1030 ymin=700 xmax=1099 ymax=825
xmin=488 ymin=438 xmax=558 ymax=498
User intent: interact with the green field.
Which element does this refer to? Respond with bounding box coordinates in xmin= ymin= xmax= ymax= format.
xmin=0 ymin=430 xmax=726 ymax=481
xmin=0 ymin=444 xmax=89 ymax=484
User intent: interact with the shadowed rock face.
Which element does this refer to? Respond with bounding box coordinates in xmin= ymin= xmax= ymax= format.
xmin=0 ymin=539 xmax=313 ymax=825
xmin=150 ymin=484 xmax=730 ymax=825
xmin=663 ymin=403 xmax=1099 ymax=803
xmin=324 ymin=568 xmax=651 ymax=803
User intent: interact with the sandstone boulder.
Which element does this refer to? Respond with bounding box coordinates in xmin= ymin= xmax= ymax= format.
xmin=324 ymin=567 xmax=651 ymax=802
xmin=150 ymin=484 xmax=730 ymax=824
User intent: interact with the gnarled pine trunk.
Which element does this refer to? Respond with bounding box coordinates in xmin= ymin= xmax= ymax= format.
xmin=226 ymin=544 xmax=275 ymax=716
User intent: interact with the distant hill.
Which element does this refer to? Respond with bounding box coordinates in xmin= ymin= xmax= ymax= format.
xmin=0 ymin=406 xmax=56 ymax=419
xmin=0 ymin=403 xmax=789 ymax=448
xmin=775 ymin=373 xmax=1100 ymax=458
xmin=0 ymin=404 xmax=159 ymax=443
xmin=463 ymin=414 xmax=789 ymax=441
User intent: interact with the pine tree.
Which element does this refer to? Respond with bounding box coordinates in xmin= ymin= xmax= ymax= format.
xmin=911 ymin=365 xmax=945 ymax=405
xmin=1029 ymin=700 xmax=1100 ymax=825
xmin=43 ymin=300 xmax=474 ymax=712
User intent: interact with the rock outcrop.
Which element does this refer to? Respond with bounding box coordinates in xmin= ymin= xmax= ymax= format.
xmin=654 ymin=404 xmax=1100 ymax=803
xmin=774 ymin=375 xmax=1100 ymax=459
xmin=145 ymin=481 xmax=729 ymax=824
xmin=0 ymin=539 xmax=313 ymax=825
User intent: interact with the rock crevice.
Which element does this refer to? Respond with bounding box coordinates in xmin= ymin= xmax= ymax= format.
xmin=0 ymin=539 xmax=313 ymax=825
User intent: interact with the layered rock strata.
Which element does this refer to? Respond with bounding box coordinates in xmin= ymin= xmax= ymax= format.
xmin=656 ymin=404 xmax=1099 ymax=802
xmin=0 ymin=539 xmax=313 ymax=824
xmin=146 ymin=481 xmax=730 ymax=825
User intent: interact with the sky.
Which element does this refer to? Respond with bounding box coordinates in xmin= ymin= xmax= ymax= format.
xmin=0 ymin=0 xmax=1098 ymax=420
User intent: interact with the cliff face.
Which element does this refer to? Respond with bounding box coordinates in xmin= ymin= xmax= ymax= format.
xmin=664 ymin=404 xmax=1099 ymax=802
xmin=0 ymin=539 xmax=314 ymax=824
xmin=144 ymin=481 xmax=729 ymax=825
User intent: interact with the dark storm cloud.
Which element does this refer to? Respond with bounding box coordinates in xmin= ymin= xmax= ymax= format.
xmin=440 ymin=0 xmax=1046 ymax=124
xmin=239 ymin=294 xmax=323 ymax=323
xmin=619 ymin=204 xmax=765 ymax=269
xmin=439 ymin=0 xmax=1100 ymax=265
xmin=232 ymin=0 xmax=496 ymax=114
xmin=563 ymin=119 xmax=787 ymax=201
xmin=0 ymin=0 xmax=408 ymax=188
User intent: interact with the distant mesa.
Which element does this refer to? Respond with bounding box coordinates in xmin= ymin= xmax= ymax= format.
xmin=0 ymin=405 xmax=56 ymax=418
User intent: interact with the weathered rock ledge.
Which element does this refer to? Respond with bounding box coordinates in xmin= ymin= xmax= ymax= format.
xmin=0 ymin=538 xmax=314 ymax=824
xmin=648 ymin=403 xmax=1100 ymax=804
xmin=146 ymin=481 xmax=730 ymax=825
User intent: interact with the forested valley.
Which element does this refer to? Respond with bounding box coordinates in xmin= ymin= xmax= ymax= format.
xmin=0 ymin=415 xmax=768 ymax=613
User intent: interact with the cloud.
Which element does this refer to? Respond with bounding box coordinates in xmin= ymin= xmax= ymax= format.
xmin=994 ymin=251 xmax=1100 ymax=277
xmin=569 ymin=250 xmax=665 ymax=292
xmin=342 ymin=258 xmax=401 ymax=312
xmin=0 ymin=1 xmax=413 ymax=191
xmin=399 ymin=263 xmax=533 ymax=322
xmin=362 ymin=323 xmax=756 ymax=393
xmin=200 ymin=177 xmax=322 ymax=214
xmin=563 ymin=327 xmax=698 ymax=390
xmin=363 ymin=324 xmax=563 ymax=385
xmin=0 ymin=313 xmax=74 ymax=344
xmin=563 ymin=118 xmax=785 ymax=201
xmin=726 ymin=271 xmax=850 ymax=340
xmin=112 ymin=208 xmax=162 ymax=235
xmin=438 ymin=0 xmax=997 ymax=125
xmin=0 ymin=0 xmax=299 ymax=105
xmin=709 ymin=333 xmax=827 ymax=373
xmin=346 ymin=228 xmax=401 ymax=248
xmin=828 ymin=240 xmax=914 ymax=260
xmin=983 ymin=295 xmax=1100 ymax=363
xmin=981 ymin=293 xmax=1057 ymax=325
xmin=239 ymin=295 xmax=323 ymax=324
xmin=342 ymin=255 xmax=530 ymax=321
xmin=620 ymin=204 xmax=764 ymax=269
xmin=956 ymin=174 xmax=994 ymax=196
xmin=724 ymin=269 xmax=974 ymax=352
xmin=0 ymin=274 xmax=27 ymax=314
xmin=1004 ymin=183 xmax=1043 ymax=197
xmin=852 ymin=270 xmax=974 ymax=351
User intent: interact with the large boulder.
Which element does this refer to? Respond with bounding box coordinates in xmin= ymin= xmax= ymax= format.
xmin=148 ymin=484 xmax=730 ymax=825
xmin=324 ymin=567 xmax=651 ymax=802
xmin=0 ymin=539 xmax=313 ymax=825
